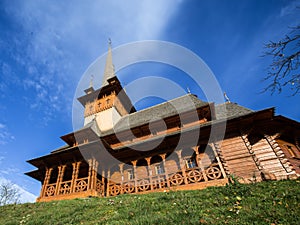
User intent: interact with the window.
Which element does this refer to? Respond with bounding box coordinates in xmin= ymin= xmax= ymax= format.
xmin=185 ymin=158 xmax=197 ymax=169
xmin=155 ymin=164 xmax=165 ymax=175
xmin=97 ymin=102 xmax=101 ymax=108
xmin=127 ymin=169 xmax=134 ymax=180
xmin=285 ymin=144 xmax=300 ymax=158
xmin=287 ymin=145 xmax=296 ymax=157
xmin=106 ymin=98 xmax=110 ymax=105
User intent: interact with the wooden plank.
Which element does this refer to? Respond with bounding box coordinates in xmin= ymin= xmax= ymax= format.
xmin=255 ymin=152 xmax=277 ymax=158
xmin=256 ymin=155 xmax=278 ymax=162
xmin=259 ymin=159 xmax=282 ymax=166
xmin=252 ymin=147 xmax=274 ymax=154
xmin=226 ymin=157 xmax=255 ymax=164
xmin=219 ymin=138 xmax=244 ymax=148
xmin=221 ymin=145 xmax=248 ymax=152
xmin=221 ymin=149 xmax=250 ymax=157
xmin=223 ymin=153 xmax=252 ymax=161
xmin=220 ymin=143 xmax=246 ymax=150
xmin=252 ymin=141 xmax=272 ymax=149
xmin=261 ymin=164 xmax=284 ymax=170
xmin=227 ymin=164 xmax=258 ymax=171
xmin=228 ymin=167 xmax=258 ymax=174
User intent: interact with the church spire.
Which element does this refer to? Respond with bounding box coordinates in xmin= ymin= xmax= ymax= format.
xmin=101 ymin=38 xmax=116 ymax=87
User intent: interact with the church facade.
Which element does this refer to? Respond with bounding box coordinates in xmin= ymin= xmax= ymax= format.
xmin=26 ymin=44 xmax=300 ymax=202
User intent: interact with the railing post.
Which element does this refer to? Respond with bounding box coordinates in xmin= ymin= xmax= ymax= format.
xmin=160 ymin=154 xmax=170 ymax=188
xmin=175 ymin=150 xmax=188 ymax=185
xmin=145 ymin=157 xmax=153 ymax=190
xmin=119 ymin=163 xmax=124 ymax=194
xmin=131 ymin=160 xmax=138 ymax=193
xmin=101 ymin=170 xmax=106 ymax=196
xmin=71 ymin=162 xmax=81 ymax=193
xmin=40 ymin=167 xmax=53 ymax=198
xmin=55 ymin=165 xmax=66 ymax=195
xmin=192 ymin=146 xmax=208 ymax=182
xmin=106 ymin=169 xmax=111 ymax=197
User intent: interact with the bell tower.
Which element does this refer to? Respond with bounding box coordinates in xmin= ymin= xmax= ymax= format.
xmin=77 ymin=40 xmax=135 ymax=132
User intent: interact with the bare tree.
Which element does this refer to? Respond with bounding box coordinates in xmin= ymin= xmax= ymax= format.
xmin=0 ymin=181 xmax=20 ymax=206
xmin=263 ymin=25 xmax=300 ymax=95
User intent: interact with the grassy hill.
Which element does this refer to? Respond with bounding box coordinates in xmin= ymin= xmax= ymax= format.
xmin=0 ymin=179 xmax=299 ymax=225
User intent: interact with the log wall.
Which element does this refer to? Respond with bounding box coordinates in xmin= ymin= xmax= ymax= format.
xmin=219 ymin=133 xmax=261 ymax=182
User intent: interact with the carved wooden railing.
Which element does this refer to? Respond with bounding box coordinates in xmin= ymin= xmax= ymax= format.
xmin=74 ymin=178 xmax=88 ymax=192
xmin=108 ymin=163 xmax=224 ymax=196
xmin=59 ymin=181 xmax=72 ymax=195
xmin=169 ymin=163 xmax=223 ymax=187
xmin=44 ymin=183 xmax=56 ymax=197
xmin=44 ymin=177 xmax=104 ymax=197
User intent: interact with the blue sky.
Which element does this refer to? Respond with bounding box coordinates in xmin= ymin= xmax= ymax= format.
xmin=0 ymin=0 xmax=299 ymax=201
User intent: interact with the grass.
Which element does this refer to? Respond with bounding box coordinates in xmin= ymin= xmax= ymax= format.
xmin=0 ymin=179 xmax=299 ymax=224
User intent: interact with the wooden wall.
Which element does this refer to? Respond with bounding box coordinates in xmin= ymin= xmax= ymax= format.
xmin=218 ymin=133 xmax=261 ymax=182
xmin=277 ymin=139 xmax=300 ymax=175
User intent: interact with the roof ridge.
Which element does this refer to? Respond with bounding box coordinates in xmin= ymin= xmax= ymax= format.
xmin=123 ymin=93 xmax=205 ymax=117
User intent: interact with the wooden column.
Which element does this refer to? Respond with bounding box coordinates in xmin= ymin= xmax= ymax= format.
xmin=106 ymin=169 xmax=111 ymax=197
xmin=90 ymin=159 xmax=98 ymax=191
xmin=119 ymin=164 xmax=124 ymax=194
xmin=192 ymin=146 xmax=208 ymax=182
xmin=131 ymin=160 xmax=138 ymax=193
xmin=175 ymin=150 xmax=188 ymax=184
xmin=71 ymin=162 xmax=81 ymax=193
xmin=55 ymin=165 xmax=66 ymax=195
xmin=101 ymin=170 xmax=106 ymax=196
xmin=87 ymin=159 xmax=98 ymax=191
xmin=160 ymin=154 xmax=170 ymax=187
xmin=40 ymin=168 xmax=53 ymax=198
xmin=87 ymin=159 xmax=92 ymax=190
xmin=145 ymin=157 xmax=153 ymax=190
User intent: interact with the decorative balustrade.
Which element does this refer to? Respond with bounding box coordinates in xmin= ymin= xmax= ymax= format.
xmin=43 ymin=164 xmax=224 ymax=198
xmin=44 ymin=177 xmax=104 ymax=198
xmin=45 ymin=184 xmax=56 ymax=197
xmin=107 ymin=163 xmax=225 ymax=196
xmin=74 ymin=178 xmax=88 ymax=192
xmin=59 ymin=181 xmax=72 ymax=194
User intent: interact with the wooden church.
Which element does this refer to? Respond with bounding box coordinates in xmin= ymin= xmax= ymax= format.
xmin=26 ymin=43 xmax=300 ymax=202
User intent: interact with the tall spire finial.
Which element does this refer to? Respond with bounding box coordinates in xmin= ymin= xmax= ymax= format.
xmin=89 ymin=75 xmax=94 ymax=88
xmin=101 ymin=38 xmax=116 ymax=87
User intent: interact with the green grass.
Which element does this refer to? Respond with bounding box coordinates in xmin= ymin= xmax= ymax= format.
xmin=1 ymin=179 xmax=299 ymax=224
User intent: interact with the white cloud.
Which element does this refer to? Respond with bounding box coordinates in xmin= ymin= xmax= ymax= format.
xmin=280 ymin=0 xmax=300 ymax=17
xmin=2 ymin=0 xmax=182 ymax=124
xmin=0 ymin=123 xmax=14 ymax=145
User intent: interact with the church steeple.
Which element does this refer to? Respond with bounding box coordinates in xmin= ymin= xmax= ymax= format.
xmin=84 ymin=75 xmax=95 ymax=94
xmin=78 ymin=40 xmax=136 ymax=129
xmin=101 ymin=38 xmax=116 ymax=87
